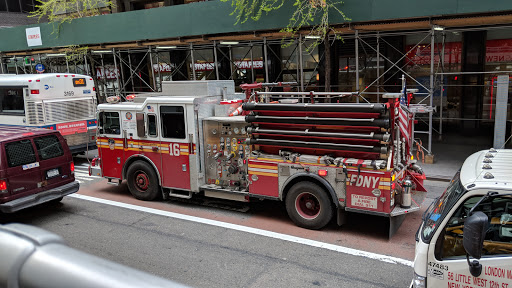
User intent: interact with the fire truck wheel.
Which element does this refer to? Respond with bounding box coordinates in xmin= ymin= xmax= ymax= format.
xmin=126 ymin=161 xmax=160 ymax=201
xmin=285 ymin=182 xmax=333 ymax=230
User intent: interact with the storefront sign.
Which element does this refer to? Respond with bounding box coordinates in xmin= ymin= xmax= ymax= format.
xmin=193 ymin=60 xmax=264 ymax=72
xmin=153 ymin=63 xmax=176 ymax=73
xmin=96 ymin=66 xmax=120 ymax=80
xmin=26 ymin=27 xmax=42 ymax=47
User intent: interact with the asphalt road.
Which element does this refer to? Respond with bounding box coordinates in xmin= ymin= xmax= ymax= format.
xmin=0 ymin=151 xmax=450 ymax=287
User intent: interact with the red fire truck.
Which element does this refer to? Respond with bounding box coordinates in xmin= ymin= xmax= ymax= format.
xmin=90 ymin=80 xmax=427 ymax=236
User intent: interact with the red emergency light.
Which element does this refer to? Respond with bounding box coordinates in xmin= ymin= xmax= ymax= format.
xmin=30 ymin=90 xmax=39 ymax=94
xmin=318 ymin=170 xmax=328 ymax=177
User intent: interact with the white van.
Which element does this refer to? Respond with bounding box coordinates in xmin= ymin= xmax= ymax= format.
xmin=411 ymin=149 xmax=512 ymax=287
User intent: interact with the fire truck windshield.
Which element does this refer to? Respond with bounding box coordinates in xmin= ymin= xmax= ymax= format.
xmin=421 ymin=169 xmax=467 ymax=242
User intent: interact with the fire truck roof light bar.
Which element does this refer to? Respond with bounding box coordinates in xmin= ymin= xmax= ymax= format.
xmin=245 ymin=115 xmax=390 ymax=128
xmin=246 ymin=127 xmax=390 ymax=141
xmin=243 ymin=103 xmax=387 ymax=113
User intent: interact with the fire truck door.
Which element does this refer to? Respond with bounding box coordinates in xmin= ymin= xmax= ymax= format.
xmin=158 ymin=105 xmax=191 ymax=190
xmin=97 ymin=111 xmax=124 ymax=179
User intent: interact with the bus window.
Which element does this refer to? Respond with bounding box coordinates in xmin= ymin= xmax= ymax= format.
xmin=100 ymin=112 xmax=121 ymax=135
xmin=0 ymin=87 xmax=24 ymax=115
xmin=160 ymin=106 xmax=185 ymax=139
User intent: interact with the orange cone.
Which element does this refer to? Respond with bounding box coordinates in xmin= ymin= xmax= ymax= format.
xmin=229 ymin=105 xmax=243 ymax=117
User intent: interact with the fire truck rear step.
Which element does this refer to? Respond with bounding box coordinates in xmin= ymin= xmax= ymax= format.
xmin=107 ymin=178 xmax=121 ymax=186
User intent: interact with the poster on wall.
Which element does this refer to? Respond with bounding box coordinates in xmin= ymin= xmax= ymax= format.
xmin=26 ymin=27 xmax=42 ymax=47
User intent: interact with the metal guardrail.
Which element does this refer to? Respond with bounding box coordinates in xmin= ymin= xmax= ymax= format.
xmin=0 ymin=223 xmax=188 ymax=288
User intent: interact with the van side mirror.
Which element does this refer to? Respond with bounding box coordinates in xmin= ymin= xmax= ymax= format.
xmin=136 ymin=113 xmax=146 ymax=137
xmin=463 ymin=211 xmax=489 ymax=277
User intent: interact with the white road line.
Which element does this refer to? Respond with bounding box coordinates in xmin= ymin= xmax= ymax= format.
xmin=69 ymin=194 xmax=413 ymax=267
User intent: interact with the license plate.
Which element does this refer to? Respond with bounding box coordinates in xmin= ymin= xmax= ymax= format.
xmin=46 ymin=168 xmax=60 ymax=178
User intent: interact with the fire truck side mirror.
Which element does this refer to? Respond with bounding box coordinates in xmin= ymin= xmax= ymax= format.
xmin=136 ymin=113 xmax=146 ymax=137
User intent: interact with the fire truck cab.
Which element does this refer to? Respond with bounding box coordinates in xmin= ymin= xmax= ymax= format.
xmin=91 ymin=80 xmax=427 ymax=235
xmin=411 ymin=149 xmax=512 ymax=288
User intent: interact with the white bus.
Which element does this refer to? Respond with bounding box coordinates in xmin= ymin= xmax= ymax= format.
xmin=0 ymin=73 xmax=97 ymax=154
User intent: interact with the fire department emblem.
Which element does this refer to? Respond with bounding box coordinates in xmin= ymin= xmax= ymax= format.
xmin=108 ymin=139 xmax=115 ymax=150
xmin=125 ymin=112 xmax=132 ymax=120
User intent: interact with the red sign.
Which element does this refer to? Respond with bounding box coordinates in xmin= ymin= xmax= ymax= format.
xmin=405 ymin=42 xmax=462 ymax=65
xmin=486 ymin=39 xmax=512 ymax=63
xmin=56 ymin=121 xmax=88 ymax=136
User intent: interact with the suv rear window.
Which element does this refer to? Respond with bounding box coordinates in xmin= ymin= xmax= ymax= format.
xmin=34 ymin=135 xmax=64 ymax=160
xmin=5 ymin=139 xmax=37 ymax=167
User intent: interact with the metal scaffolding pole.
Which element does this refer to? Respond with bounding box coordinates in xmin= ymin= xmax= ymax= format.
xmin=156 ymin=50 xmax=162 ymax=91
xmin=65 ymin=54 xmax=69 ymax=73
xmin=439 ymin=32 xmax=446 ymax=140
xmin=376 ymin=32 xmax=380 ymax=103
xmin=0 ymin=56 xmax=5 ymax=74
xmin=213 ymin=41 xmax=219 ymax=80
xmin=229 ymin=46 xmax=233 ymax=78
xmin=112 ymin=48 xmax=121 ymax=96
xmin=190 ymin=43 xmax=196 ymax=80
xmin=299 ymin=35 xmax=304 ymax=91
xmin=250 ymin=43 xmax=255 ymax=83
xmin=263 ymin=37 xmax=269 ymax=82
xmin=127 ymin=50 xmax=135 ymax=90
xmin=428 ymin=29 xmax=434 ymax=155
xmin=149 ymin=46 xmax=157 ymax=91
xmin=355 ymin=30 xmax=360 ymax=103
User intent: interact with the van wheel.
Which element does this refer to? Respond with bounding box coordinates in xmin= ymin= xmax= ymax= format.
xmin=126 ymin=161 xmax=160 ymax=201
xmin=285 ymin=182 xmax=333 ymax=230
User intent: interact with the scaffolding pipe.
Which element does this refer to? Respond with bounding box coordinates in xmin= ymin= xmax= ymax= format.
xmin=264 ymin=37 xmax=269 ymax=83
xmin=355 ymin=30 xmax=359 ymax=103
xmin=439 ymin=32 xmax=445 ymax=139
xmin=428 ymin=29 xmax=434 ymax=155
xmin=65 ymin=53 xmax=69 ymax=73
xmin=127 ymin=50 xmax=135 ymax=90
xmin=250 ymin=43 xmax=255 ymax=83
xmin=252 ymin=91 xmax=355 ymax=96
xmin=377 ymin=33 xmax=380 ymax=103
xmin=190 ymin=43 xmax=196 ymax=80
xmin=149 ymin=47 xmax=157 ymax=92
xmin=213 ymin=41 xmax=219 ymax=80
xmin=299 ymin=35 xmax=304 ymax=92
xmin=156 ymin=50 xmax=162 ymax=91
xmin=112 ymin=48 xmax=121 ymax=96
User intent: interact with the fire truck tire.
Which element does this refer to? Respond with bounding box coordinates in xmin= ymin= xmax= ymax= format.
xmin=126 ymin=161 xmax=160 ymax=201
xmin=285 ymin=182 xmax=333 ymax=230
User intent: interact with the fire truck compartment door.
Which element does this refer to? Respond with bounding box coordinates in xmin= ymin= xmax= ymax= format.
xmin=158 ymin=105 xmax=191 ymax=190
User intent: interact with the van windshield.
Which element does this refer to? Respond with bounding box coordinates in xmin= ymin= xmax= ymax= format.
xmin=421 ymin=169 xmax=467 ymax=242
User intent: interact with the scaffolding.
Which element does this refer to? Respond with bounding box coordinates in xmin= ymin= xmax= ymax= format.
xmin=2 ymin=24 xmax=512 ymax=156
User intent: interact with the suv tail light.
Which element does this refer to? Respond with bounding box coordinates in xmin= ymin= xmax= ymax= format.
xmin=0 ymin=180 xmax=7 ymax=194
xmin=70 ymin=162 xmax=75 ymax=174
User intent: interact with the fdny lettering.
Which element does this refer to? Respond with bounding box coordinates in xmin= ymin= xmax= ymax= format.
xmin=348 ymin=175 xmax=380 ymax=189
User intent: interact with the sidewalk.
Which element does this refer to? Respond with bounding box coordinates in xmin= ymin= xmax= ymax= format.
xmin=416 ymin=134 xmax=492 ymax=181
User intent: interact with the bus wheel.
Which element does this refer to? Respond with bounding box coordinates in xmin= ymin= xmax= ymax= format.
xmin=285 ymin=182 xmax=333 ymax=230
xmin=126 ymin=161 xmax=160 ymax=201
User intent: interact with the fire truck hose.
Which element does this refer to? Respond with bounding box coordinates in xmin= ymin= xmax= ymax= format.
xmin=245 ymin=115 xmax=390 ymax=128
xmin=242 ymin=103 xmax=387 ymax=113
xmin=246 ymin=138 xmax=387 ymax=154
xmin=246 ymin=127 xmax=390 ymax=141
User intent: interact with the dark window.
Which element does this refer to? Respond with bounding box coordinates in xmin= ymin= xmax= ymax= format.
xmin=161 ymin=106 xmax=185 ymax=139
xmin=0 ymin=0 xmax=8 ymax=11
xmin=34 ymin=135 xmax=64 ymax=160
xmin=0 ymin=87 xmax=25 ymax=115
xmin=20 ymin=0 xmax=34 ymax=12
xmin=99 ymin=111 xmax=121 ymax=135
xmin=436 ymin=195 xmax=512 ymax=260
xmin=6 ymin=0 xmax=21 ymax=12
xmin=148 ymin=114 xmax=157 ymax=137
xmin=5 ymin=139 xmax=36 ymax=167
